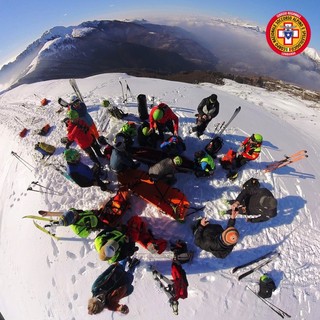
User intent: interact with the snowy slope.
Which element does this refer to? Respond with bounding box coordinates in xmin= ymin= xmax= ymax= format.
xmin=0 ymin=73 xmax=319 ymax=320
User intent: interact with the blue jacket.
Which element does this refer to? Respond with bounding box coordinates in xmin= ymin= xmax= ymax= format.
xmin=110 ymin=149 xmax=135 ymax=173
xmin=67 ymin=162 xmax=95 ymax=187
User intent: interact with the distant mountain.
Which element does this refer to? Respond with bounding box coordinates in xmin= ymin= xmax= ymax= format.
xmin=1 ymin=18 xmax=319 ymax=92
xmin=0 ymin=20 xmax=217 ymax=91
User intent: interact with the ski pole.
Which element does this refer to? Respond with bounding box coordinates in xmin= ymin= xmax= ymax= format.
xmin=31 ymin=181 xmax=59 ymax=193
xmin=11 ymin=151 xmax=35 ymax=171
xmin=27 ymin=187 xmax=62 ymax=196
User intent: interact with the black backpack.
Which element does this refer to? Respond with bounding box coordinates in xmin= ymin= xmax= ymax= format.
xmin=205 ymin=136 xmax=223 ymax=156
xmin=258 ymin=274 xmax=276 ymax=298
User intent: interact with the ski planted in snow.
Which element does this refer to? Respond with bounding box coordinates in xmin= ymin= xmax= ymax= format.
xmin=247 ymin=286 xmax=291 ymax=318
xmin=264 ymin=150 xmax=308 ymax=173
xmin=238 ymin=252 xmax=280 ymax=281
xmin=38 ymin=210 xmax=63 ymax=217
xmin=69 ymin=79 xmax=84 ymax=102
xmin=119 ymin=80 xmax=127 ymax=103
xmin=149 ymin=266 xmax=179 ymax=315
xmin=232 ymin=250 xmax=278 ymax=273
xmin=216 ymin=106 xmax=241 ymax=136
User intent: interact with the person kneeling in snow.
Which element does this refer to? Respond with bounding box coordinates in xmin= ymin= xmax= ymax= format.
xmin=64 ymin=149 xmax=110 ymax=191
xmin=193 ymin=150 xmax=215 ymax=178
xmin=230 ymin=178 xmax=277 ymax=223
xmin=148 ymin=156 xmax=183 ymax=185
xmin=193 ymin=211 xmax=239 ymax=259
xmin=88 ymin=259 xmax=138 ymax=315
xmin=94 ymin=227 xmax=138 ymax=263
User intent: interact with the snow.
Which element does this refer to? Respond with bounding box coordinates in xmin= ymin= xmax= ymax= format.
xmin=0 ymin=73 xmax=320 ymax=320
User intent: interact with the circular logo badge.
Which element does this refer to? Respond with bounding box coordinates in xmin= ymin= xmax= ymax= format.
xmin=266 ymin=11 xmax=311 ymax=56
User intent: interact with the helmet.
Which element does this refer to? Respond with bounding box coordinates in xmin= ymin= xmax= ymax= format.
xmin=103 ymin=239 xmax=119 ymax=259
xmin=101 ymin=99 xmax=110 ymax=108
xmin=121 ymin=122 xmax=137 ymax=137
xmin=142 ymin=127 xmax=150 ymax=136
xmin=114 ymin=134 xmax=126 ymax=152
xmin=173 ymin=156 xmax=182 ymax=166
xmin=221 ymin=227 xmax=239 ymax=246
xmin=64 ymin=148 xmax=81 ymax=163
xmin=67 ymin=109 xmax=79 ymax=121
xmin=259 ymin=196 xmax=277 ymax=210
xmin=252 ymin=133 xmax=263 ymax=143
xmin=209 ymin=94 xmax=217 ymax=102
xmin=70 ymin=95 xmax=80 ymax=104
xmin=153 ymin=108 xmax=164 ymax=121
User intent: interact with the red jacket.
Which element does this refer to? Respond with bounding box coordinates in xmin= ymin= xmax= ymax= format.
xmin=67 ymin=120 xmax=94 ymax=149
xmin=240 ymin=137 xmax=261 ymax=160
xmin=149 ymin=104 xmax=179 ymax=132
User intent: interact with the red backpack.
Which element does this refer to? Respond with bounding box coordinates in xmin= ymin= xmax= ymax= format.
xmin=171 ymin=261 xmax=188 ymax=300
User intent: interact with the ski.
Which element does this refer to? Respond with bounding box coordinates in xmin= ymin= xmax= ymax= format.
xmin=119 ymin=80 xmax=126 ymax=103
xmin=232 ymin=250 xmax=277 ymax=273
xmin=246 ymin=286 xmax=291 ymax=318
xmin=264 ymin=150 xmax=308 ymax=173
xmin=216 ymin=106 xmax=241 ymax=136
xmin=238 ymin=252 xmax=280 ymax=281
xmin=149 ymin=266 xmax=179 ymax=315
xmin=33 ymin=220 xmax=60 ymax=240
xmin=125 ymin=80 xmax=135 ymax=100
xmin=23 ymin=215 xmax=58 ymax=222
xmin=69 ymin=79 xmax=84 ymax=102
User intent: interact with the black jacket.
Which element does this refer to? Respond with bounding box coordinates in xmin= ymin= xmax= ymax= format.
xmin=236 ymin=187 xmax=277 ymax=222
xmin=194 ymin=218 xmax=236 ymax=259
xmin=197 ymin=97 xmax=220 ymax=118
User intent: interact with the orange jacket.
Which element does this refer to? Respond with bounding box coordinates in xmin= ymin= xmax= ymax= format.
xmin=240 ymin=137 xmax=261 ymax=160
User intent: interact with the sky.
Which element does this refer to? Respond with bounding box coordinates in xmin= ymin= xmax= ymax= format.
xmin=0 ymin=0 xmax=320 ymax=66
xmin=0 ymin=72 xmax=319 ymax=320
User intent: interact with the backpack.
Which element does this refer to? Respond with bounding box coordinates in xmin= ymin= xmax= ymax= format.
xmin=98 ymin=187 xmax=131 ymax=227
xmin=220 ymin=149 xmax=236 ymax=170
xmin=35 ymin=142 xmax=56 ymax=157
xmin=205 ymin=136 xmax=223 ymax=156
xmin=38 ymin=124 xmax=51 ymax=136
xmin=171 ymin=261 xmax=188 ymax=300
xmin=108 ymin=106 xmax=127 ymax=119
xmin=41 ymin=98 xmax=49 ymax=106
xmin=258 ymin=274 xmax=276 ymax=298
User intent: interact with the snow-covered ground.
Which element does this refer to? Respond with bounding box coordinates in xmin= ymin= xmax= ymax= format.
xmin=0 ymin=73 xmax=319 ymax=320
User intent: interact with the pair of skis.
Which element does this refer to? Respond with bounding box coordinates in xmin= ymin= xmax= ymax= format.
xmin=119 ymin=79 xmax=134 ymax=104
xmin=149 ymin=266 xmax=179 ymax=315
xmin=264 ymin=150 xmax=308 ymax=173
xmin=247 ymin=286 xmax=291 ymax=318
xmin=216 ymin=106 xmax=241 ymax=136
xmin=69 ymin=79 xmax=84 ymax=102
xmin=23 ymin=213 xmax=62 ymax=240
xmin=232 ymin=250 xmax=280 ymax=280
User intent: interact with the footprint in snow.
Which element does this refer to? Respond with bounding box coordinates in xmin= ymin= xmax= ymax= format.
xmin=71 ymin=274 xmax=76 ymax=284
xmin=66 ymin=251 xmax=77 ymax=260
xmin=73 ymin=293 xmax=78 ymax=300
xmin=200 ymin=275 xmax=216 ymax=282
xmin=78 ymin=266 xmax=86 ymax=275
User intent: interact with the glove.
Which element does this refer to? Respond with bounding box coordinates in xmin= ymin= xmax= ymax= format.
xmin=119 ymin=305 xmax=129 ymax=314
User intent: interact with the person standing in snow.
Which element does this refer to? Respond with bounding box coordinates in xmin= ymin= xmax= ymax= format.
xmin=193 ymin=211 xmax=239 ymax=259
xmin=88 ymin=260 xmax=137 ymax=315
xmin=64 ymin=149 xmax=109 ymax=191
xmin=64 ymin=109 xmax=104 ymax=167
xmin=230 ymin=178 xmax=277 ymax=223
xmin=148 ymin=103 xmax=179 ymax=140
xmin=192 ymin=94 xmax=220 ymax=137
xmin=148 ymin=156 xmax=183 ymax=185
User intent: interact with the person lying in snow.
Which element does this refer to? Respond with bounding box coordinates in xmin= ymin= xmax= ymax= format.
xmin=193 ymin=150 xmax=215 ymax=178
xmin=148 ymin=156 xmax=183 ymax=185
xmin=88 ymin=258 xmax=139 ymax=315
xmin=229 ymin=178 xmax=278 ymax=223
xmin=193 ymin=211 xmax=239 ymax=259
